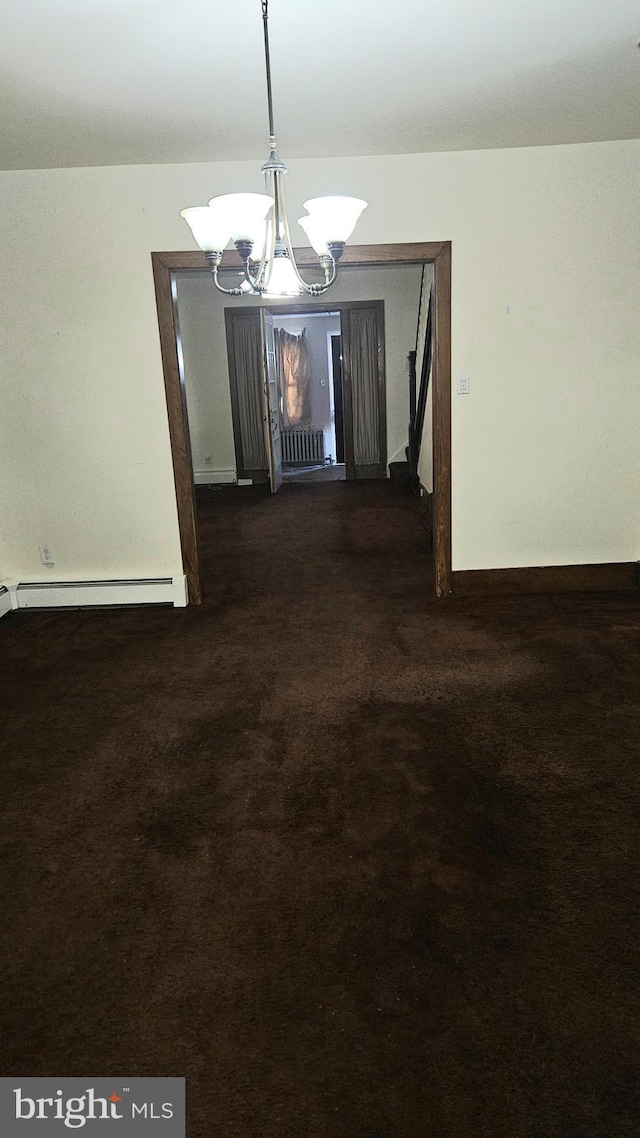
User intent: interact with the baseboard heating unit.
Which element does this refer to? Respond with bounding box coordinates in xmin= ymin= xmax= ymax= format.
xmin=14 ymin=576 xmax=188 ymax=609
xmin=193 ymin=469 xmax=237 ymax=485
xmin=282 ymin=429 xmax=325 ymax=466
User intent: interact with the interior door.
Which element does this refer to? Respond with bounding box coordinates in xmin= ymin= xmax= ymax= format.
xmin=260 ymin=309 xmax=283 ymax=493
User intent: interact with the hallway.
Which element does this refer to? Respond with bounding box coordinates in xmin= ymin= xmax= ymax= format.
xmin=0 ymin=483 xmax=638 ymax=1137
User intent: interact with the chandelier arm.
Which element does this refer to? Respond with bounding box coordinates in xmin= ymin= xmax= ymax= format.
xmin=319 ymin=259 xmax=340 ymax=289
xmin=276 ymin=203 xmax=337 ymax=295
xmin=272 ymin=175 xmax=286 ymax=242
xmin=242 ymin=261 xmax=263 ymax=294
xmin=253 ymin=175 xmax=278 ymax=289
xmin=214 ymin=271 xmax=249 ymax=296
xmin=273 ymin=175 xmax=304 ymax=277
xmin=211 ymin=270 xmax=246 ymax=297
xmin=204 ymin=252 xmax=247 ymax=295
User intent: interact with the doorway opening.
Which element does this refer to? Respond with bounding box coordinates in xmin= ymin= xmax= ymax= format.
xmin=152 ymin=243 xmax=452 ymax=603
xmin=274 ymin=311 xmax=345 ymax=484
xmin=223 ymin=297 xmax=387 ymax=492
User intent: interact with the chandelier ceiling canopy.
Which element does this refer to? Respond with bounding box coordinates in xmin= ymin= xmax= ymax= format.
xmin=180 ymin=0 xmax=367 ymax=297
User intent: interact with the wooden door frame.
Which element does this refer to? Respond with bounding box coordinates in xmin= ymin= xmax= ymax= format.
xmin=152 ymin=241 xmax=452 ymax=603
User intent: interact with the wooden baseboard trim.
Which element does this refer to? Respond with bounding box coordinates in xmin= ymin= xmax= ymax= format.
xmin=452 ymin=562 xmax=639 ymax=597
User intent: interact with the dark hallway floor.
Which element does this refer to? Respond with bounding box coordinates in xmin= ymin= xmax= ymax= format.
xmin=1 ymin=482 xmax=639 ymax=1137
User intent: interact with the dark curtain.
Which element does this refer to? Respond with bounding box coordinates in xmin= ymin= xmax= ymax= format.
xmin=231 ymin=314 xmax=268 ymax=469
xmin=349 ymin=308 xmax=380 ymax=466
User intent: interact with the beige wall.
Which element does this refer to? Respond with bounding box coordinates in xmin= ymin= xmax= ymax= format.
xmin=175 ymin=265 xmax=422 ymax=479
xmin=174 ymin=273 xmax=237 ymax=478
xmin=0 ymin=138 xmax=638 ymax=583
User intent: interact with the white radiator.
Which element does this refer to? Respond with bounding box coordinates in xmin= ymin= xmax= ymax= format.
xmin=14 ymin=577 xmax=188 ymax=609
xmin=282 ymin=429 xmax=325 ymax=465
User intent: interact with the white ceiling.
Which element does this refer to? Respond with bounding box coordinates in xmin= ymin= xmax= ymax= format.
xmin=2 ymin=0 xmax=638 ymax=170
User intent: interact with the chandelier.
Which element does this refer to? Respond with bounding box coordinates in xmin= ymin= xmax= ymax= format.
xmin=180 ymin=0 xmax=367 ymax=297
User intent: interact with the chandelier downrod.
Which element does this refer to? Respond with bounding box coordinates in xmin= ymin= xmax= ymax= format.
xmin=262 ymin=0 xmax=276 ymax=146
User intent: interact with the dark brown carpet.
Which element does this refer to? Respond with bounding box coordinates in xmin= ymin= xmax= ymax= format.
xmin=1 ymin=482 xmax=639 ymax=1137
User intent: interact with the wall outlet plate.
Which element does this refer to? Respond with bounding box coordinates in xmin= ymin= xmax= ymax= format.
xmin=39 ymin=545 xmax=55 ymax=566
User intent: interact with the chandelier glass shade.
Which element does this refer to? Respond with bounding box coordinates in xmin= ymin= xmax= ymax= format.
xmin=180 ymin=1 xmax=367 ymax=297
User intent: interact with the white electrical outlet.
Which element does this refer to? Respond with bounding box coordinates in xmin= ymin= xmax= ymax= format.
xmin=39 ymin=544 xmax=55 ymax=566
xmin=204 ymin=454 xmax=213 ymax=465
xmin=456 ymin=373 xmax=471 ymax=395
